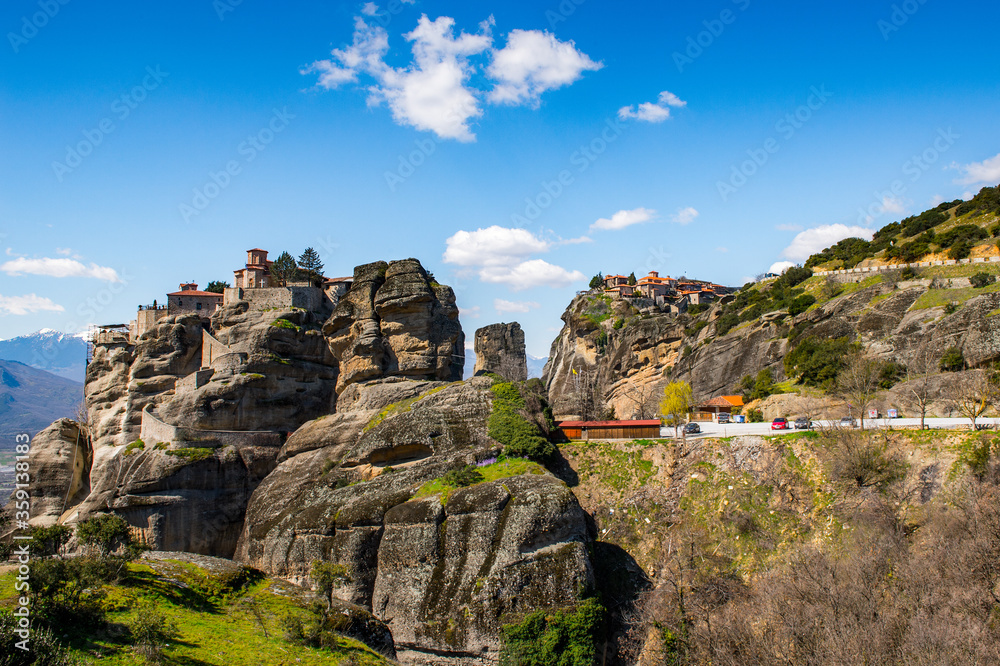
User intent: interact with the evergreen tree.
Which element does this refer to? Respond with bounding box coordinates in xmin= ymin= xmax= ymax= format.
xmin=297 ymin=247 xmax=324 ymax=284
xmin=627 ymin=272 xmax=637 ymax=285
xmin=205 ymin=280 xmax=230 ymax=293
xmin=589 ymin=273 xmax=605 ymax=290
xmin=270 ymin=251 xmax=298 ymax=287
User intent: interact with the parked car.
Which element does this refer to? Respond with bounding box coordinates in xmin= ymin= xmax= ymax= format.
xmin=771 ymin=417 xmax=788 ymax=430
xmin=794 ymin=417 xmax=813 ymax=429
xmin=839 ymin=416 xmax=857 ymax=428
xmin=682 ymin=422 xmax=701 ymax=434
xmin=717 ymin=413 xmax=730 ymax=424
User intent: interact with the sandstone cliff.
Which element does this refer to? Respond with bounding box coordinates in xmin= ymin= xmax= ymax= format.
xmin=235 ymin=377 xmax=596 ymax=663
xmin=545 ymin=276 xmax=1000 ymax=419
xmin=473 ymin=322 xmax=527 ymax=382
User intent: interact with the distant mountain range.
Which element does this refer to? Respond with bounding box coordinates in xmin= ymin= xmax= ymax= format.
xmin=0 ymin=359 xmax=83 ymax=447
xmin=0 ymin=329 xmax=88 ymax=382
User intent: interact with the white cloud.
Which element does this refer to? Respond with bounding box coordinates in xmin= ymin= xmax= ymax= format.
xmin=487 ymin=30 xmax=602 ymax=107
xmin=768 ymin=261 xmax=796 ymax=275
xmin=0 ymin=293 xmax=64 ymax=315
xmin=494 ymin=298 xmax=540 ymax=313
xmin=55 ymin=247 xmax=72 ymax=256
xmin=306 ymin=15 xmax=600 ymax=141
xmin=590 ymin=207 xmax=656 ymax=231
xmin=880 ymin=195 xmax=907 ymax=215
xmin=671 ymin=207 xmax=699 ymax=225
xmin=781 ymin=224 xmax=874 ymax=263
xmin=952 ymin=152 xmax=1000 ymax=186
xmin=618 ymin=90 xmax=687 ymax=123
xmin=479 ymin=259 xmax=585 ymax=291
xmin=444 ymin=226 xmax=550 ymax=267
xmin=460 ymin=305 xmax=481 ymax=319
xmin=1 ymin=257 xmax=121 ymax=282
xmin=715 ymin=246 xmax=729 ymax=253
xmin=929 ymin=194 xmax=945 ymax=207
xmin=559 ymin=235 xmax=593 ymax=245
xmin=306 ymin=15 xmax=490 ymax=142
xmin=775 ymin=224 xmax=803 ymax=232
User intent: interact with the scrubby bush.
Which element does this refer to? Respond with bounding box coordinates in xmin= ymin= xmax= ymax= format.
xmin=488 ymin=382 xmax=556 ymax=461
xmin=441 ymin=466 xmax=484 ymax=488
xmin=500 ymin=598 xmax=605 ymax=666
xmin=784 ymin=336 xmax=853 ymax=387
xmin=940 ymin=346 xmax=966 ymax=372
xmin=28 ymin=525 xmax=72 ymax=559
xmin=76 ymin=513 xmax=132 ymax=558
xmin=787 ymin=294 xmax=816 ymax=316
xmin=879 ymin=361 xmax=906 ymax=389
xmin=746 ymin=408 xmax=764 ymax=423
xmin=970 ymin=271 xmax=996 ymax=288
xmin=128 ymin=599 xmax=179 ymax=664
xmin=0 ymin=611 xmax=78 ymax=666
xmin=715 ymin=312 xmax=739 ymax=336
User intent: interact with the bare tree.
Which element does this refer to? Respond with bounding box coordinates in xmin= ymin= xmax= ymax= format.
xmin=838 ymin=351 xmax=882 ymax=430
xmin=573 ymin=366 xmax=606 ymax=421
xmin=621 ymin=383 xmax=656 ymax=420
xmin=949 ymin=370 xmax=997 ymax=430
xmin=905 ymin=349 xmax=935 ymax=430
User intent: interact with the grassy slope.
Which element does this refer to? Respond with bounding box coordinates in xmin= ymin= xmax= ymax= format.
xmin=0 ymin=558 xmax=391 ymax=666
xmin=561 ymin=430 xmax=976 ymax=577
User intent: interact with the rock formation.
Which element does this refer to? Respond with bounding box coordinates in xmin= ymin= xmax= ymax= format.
xmin=235 ymin=377 xmax=596 ymax=663
xmin=473 ymin=322 xmax=527 ymax=382
xmin=13 ymin=418 xmax=91 ymax=527
xmin=544 ymin=281 xmax=1000 ymax=420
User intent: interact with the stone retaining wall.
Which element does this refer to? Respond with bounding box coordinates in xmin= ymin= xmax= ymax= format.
xmin=139 ymin=405 xmax=284 ymax=448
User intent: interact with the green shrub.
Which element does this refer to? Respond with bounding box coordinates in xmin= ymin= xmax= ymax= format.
xmin=878 ymin=361 xmax=906 ymax=389
xmin=76 ymin=513 xmax=132 ymax=558
xmin=124 ymin=439 xmax=145 ymax=455
xmin=746 ymin=407 xmax=764 ymax=423
xmin=488 ymin=382 xmax=555 ymax=461
xmin=784 ymin=336 xmax=852 ymax=387
xmin=0 ymin=611 xmax=77 ymax=666
xmin=788 ymin=294 xmax=816 ymax=316
xmin=270 ymin=318 xmax=299 ymax=330
xmin=687 ymin=304 xmax=709 ymax=315
xmin=500 ymin=597 xmax=605 ymax=666
xmin=612 ymin=317 xmax=624 ymax=330
xmin=441 ymin=466 xmax=484 ymax=488
xmin=28 ymin=524 xmax=72 ymax=559
xmin=165 ymin=447 xmax=216 ymax=462
xmin=970 ymin=271 xmax=996 ymax=288
xmin=715 ymin=312 xmax=739 ymax=336
xmin=129 ymin=598 xmax=179 ymax=664
xmin=940 ymin=346 xmax=965 ymax=372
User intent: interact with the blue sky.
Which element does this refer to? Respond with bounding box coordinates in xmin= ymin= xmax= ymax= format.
xmin=1 ymin=0 xmax=999 ymax=357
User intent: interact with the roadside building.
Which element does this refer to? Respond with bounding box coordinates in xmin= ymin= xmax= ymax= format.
xmin=556 ymin=419 xmax=662 ymax=440
xmin=692 ymin=395 xmax=745 ymax=422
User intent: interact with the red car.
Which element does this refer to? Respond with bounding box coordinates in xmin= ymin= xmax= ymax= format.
xmin=770 ymin=417 xmax=788 ymax=430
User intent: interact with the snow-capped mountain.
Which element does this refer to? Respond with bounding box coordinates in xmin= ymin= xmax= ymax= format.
xmin=462 ymin=350 xmax=548 ymax=380
xmin=0 ymin=329 xmax=89 ymax=382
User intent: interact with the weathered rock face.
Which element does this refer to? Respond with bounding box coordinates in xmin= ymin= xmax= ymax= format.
xmin=473 ymin=323 xmax=527 ymax=382
xmin=235 ymin=378 xmax=596 ymax=663
xmin=11 ymin=418 xmax=91 ymax=527
xmin=77 ymin=435 xmax=281 ymax=557
xmin=544 ymin=283 xmax=1000 ymax=420
xmin=324 ymin=259 xmax=464 ymax=394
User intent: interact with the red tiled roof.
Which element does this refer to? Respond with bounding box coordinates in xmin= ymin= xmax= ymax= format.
xmin=246 ymin=248 xmax=267 ymax=252
xmin=166 ymin=290 xmax=224 ymax=298
xmin=324 ymin=276 xmax=353 ymax=283
xmin=721 ymin=395 xmax=744 ymax=407
xmin=698 ymin=396 xmax=744 ymax=408
xmin=557 ymin=420 xmax=662 ymax=428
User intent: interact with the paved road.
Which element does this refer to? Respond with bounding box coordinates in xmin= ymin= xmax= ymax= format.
xmin=665 ymin=417 xmax=1000 ymax=439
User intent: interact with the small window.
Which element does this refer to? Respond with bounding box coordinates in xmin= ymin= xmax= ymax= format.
xmin=196 ymin=302 xmax=202 ymax=310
